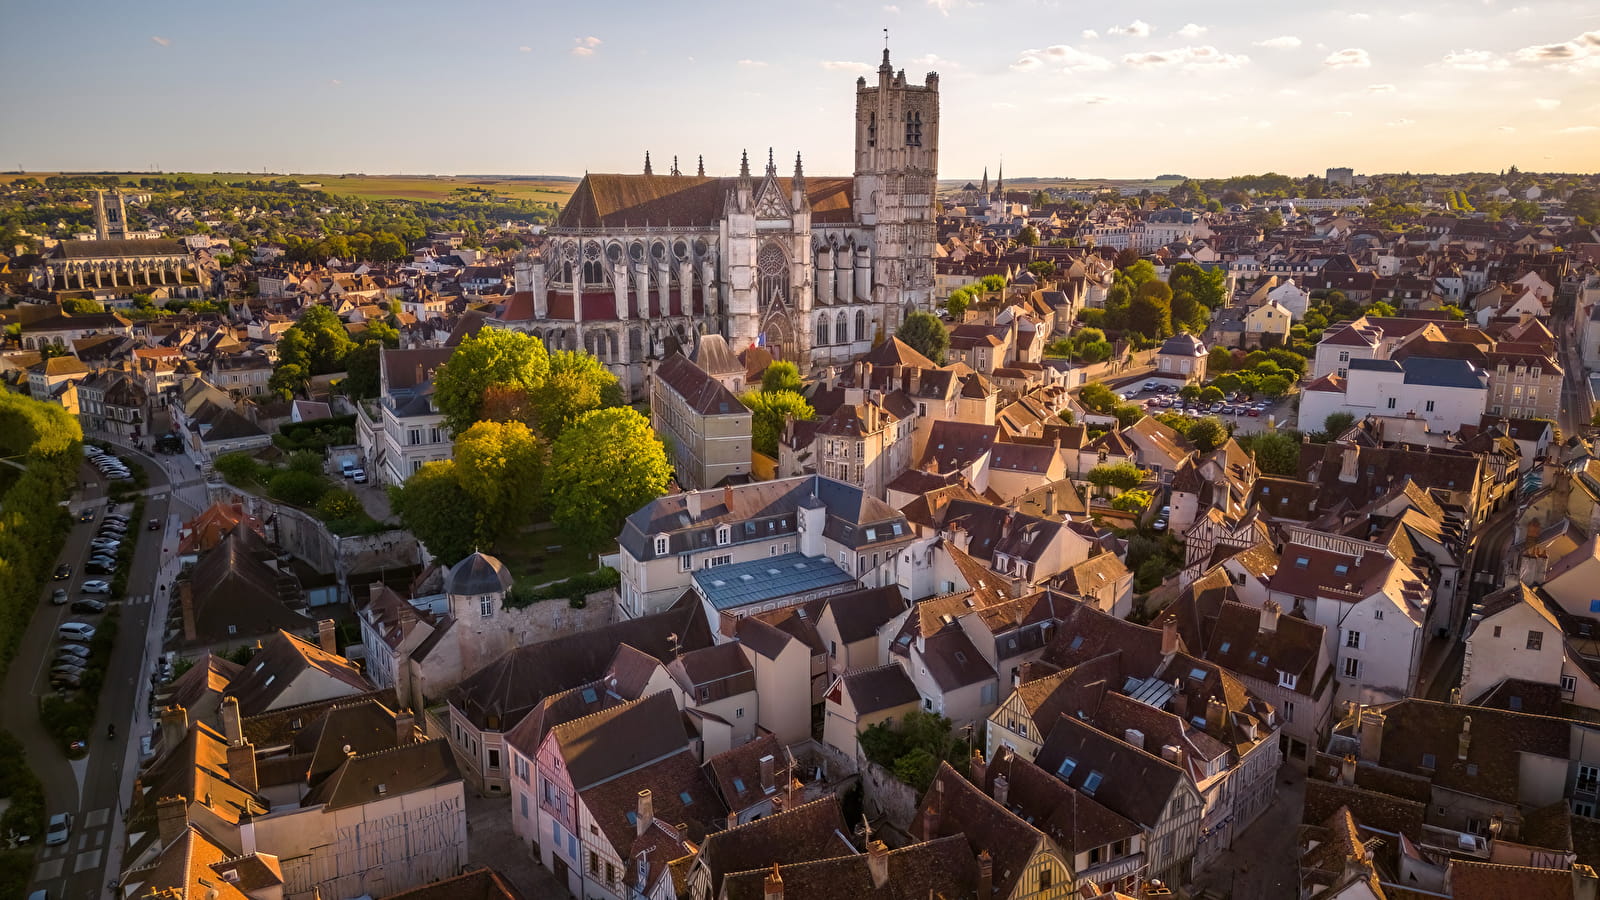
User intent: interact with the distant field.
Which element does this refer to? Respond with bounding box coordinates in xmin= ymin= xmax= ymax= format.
xmin=938 ymin=177 xmax=1183 ymax=195
xmin=1 ymin=172 xmax=580 ymax=205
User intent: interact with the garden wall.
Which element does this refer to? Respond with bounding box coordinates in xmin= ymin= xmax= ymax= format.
xmin=858 ymin=754 xmax=921 ymax=834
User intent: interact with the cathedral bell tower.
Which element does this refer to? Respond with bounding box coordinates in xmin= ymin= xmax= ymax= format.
xmin=853 ymin=47 xmax=939 ymax=323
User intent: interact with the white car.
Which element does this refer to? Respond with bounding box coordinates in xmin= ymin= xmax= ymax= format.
xmin=46 ymin=812 xmax=71 ymax=846
xmin=80 ymin=580 xmax=111 ymax=594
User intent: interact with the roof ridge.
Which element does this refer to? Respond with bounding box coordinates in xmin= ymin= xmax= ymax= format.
xmin=551 ymin=689 xmax=665 ymax=739
xmin=705 ymin=795 xmax=838 ymax=839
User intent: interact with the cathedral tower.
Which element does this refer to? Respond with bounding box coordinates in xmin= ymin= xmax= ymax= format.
xmin=853 ymin=48 xmax=940 ymax=323
xmin=94 ymin=189 xmax=128 ymax=241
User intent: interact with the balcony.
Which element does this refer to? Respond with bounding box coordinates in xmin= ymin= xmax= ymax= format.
xmin=1420 ymin=824 xmax=1489 ymax=859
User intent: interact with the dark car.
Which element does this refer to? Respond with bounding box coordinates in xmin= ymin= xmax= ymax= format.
xmin=77 ymin=509 xmax=94 ymax=523
xmin=148 ymin=518 xmax=161 ymax=531
xmin=71 ymin=599 xmax=107 ymax=615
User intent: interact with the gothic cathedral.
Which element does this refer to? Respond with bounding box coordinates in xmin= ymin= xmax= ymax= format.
xmin=508 ymin=49 xmax=939 ymax=392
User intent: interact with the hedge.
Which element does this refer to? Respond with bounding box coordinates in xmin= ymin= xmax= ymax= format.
xmin=505 ymin=567 xmax=620 ymax=610
xmin=272 ymin=414 xmax=357 ymax=452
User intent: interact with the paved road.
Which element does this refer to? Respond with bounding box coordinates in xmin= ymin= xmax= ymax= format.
xmin=13 ymin=444 xmax=180 ymax=900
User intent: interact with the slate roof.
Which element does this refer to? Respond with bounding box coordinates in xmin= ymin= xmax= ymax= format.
xmin=656 ymin=352 xmax=745 ymax=416
xmin=693 ymin=552 xmax=858 ymax=611
xmin=445 ymin=551 xmax=513 ymax=596
xmin=52 ymin=238 xmax=188 ymax=259
xmin=837 ymin=664 xmax=920 ymax=715
xmin=910 ymin=762 xmax=1048 ymax=900
xmin=1374 ymin=699 xmax=1572 ymax=806
xmin=1033 ymin=713 xmax=1186 ymax=830
xmin=558 ymin=174 xmax=856 ymax=228
xmin=720 ymin=836 xmax=978 ymax=900
xmin=183 ymin=526 xmax=312 ymax=648
xmin=301 ymin=737 xmax=460 ymax=811
xmin=691 ymin=795 xmax=855 ymax=900
xmin=822 ymin=585 xmax=907 ymax=644
xmin=1401 ymin=356 xmax=1488 ymax=389
xmin=379 ymin=866 xmax=522 ymax=900
xmin=223 ymin=629 xmax=372 ymax=716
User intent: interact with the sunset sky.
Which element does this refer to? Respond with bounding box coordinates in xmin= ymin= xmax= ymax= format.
xmin=3 ymin=0 xmax=1597 ymax=179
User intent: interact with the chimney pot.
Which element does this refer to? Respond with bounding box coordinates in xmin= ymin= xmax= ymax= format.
xmin=221 ymin=695 xmax=243 ymax=746
xmin=867 ymin=840 xmax=890 ymax=889
xmin=157 ymin=794 xmax=189 ymax=845
xmin=763 ymin=863 xmax=783 ymax=900
xmin=1161 ymin=619 xmax=1180 ymax=656
xmin=636 ymin=789 xmax=653 ymax=838
xmin=395 ymin=708 xmax=415 ymax=745
xmin=1340 ymin=754 xmax=1357 ymax=786
xmin=978 ymin=849 xmax=994 ymax=900
xmin=759 ymin=754 xmax=776 ymax=793
xmin=160 ymin=705 xmax=189 ymax=751
xmin=317 ymin=618 xmax=337 ymax=655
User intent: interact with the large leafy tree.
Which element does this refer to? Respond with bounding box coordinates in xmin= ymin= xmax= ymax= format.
xmin=743 ymin=390 xmax=815 ymax=457
xmin=529 ymin=350 xmax=624 ymax=441
xmin=761 ymin=361 xmax=803 ymax=395
xmin=896 ymin=311 xmax=949 ymax=364
xmin=1188 ymin=417 xmax=1229 ymax=452
xmin=1169 ymin=262 xmax=1228 ymax=310
xmin=545 ymin=408 xmax=670 ymax=552
xmin=388 ymin=461 xmax=482 ymax=565
xmin=432 ymin=327 xmax=551 ymax=436
xmin=277 ymin=305 xmax=354 ymax=375
xmin=454 ymin=420 xmax=545 ymax=536
xmin=1128 ymin=281 xmax=1174 ymax=339
xmin=1238 ymin=431 xmax=1300 ymax=476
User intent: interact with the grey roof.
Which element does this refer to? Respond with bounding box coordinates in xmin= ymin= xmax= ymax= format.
xmin=693 ymin=552 xmax=858 ymax=611
xmin=1158 ymin=333 xmax=1206 ymax=357
xmin=446 ymin=552 xmax=513 ymax=596
xmin=1402 ymin=357 xmax=1488 ymax=390
xmin=1346 ymin=358 xmax=1404 ymax=373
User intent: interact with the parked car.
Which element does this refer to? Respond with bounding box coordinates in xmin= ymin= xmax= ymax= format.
xmin=341 ymin=462 xmax=356 ymax=478
xmin=52 ymin=663 xmax=86 ymax=678
xmin=105 ymin=513 xmax=129 ymax=523
xmin=56 ymin=645 xmax=91 ymax=661
xmin=79 ymin=581 xmax=110 ymax=595
xmin=1153 ymin=519 xmax=1169 ymax=532
xmin=51 ymin=588 xmax=68 ymax=605
xmin=45 ymin=813 xmax=70 ymax=847
xmin=50 ymin=674 xmax=82 ymax=689
xmin=1248 ymin=407 xmax=1261 ymax=417
xmin=1142 ymin=381 xmax=1157 ymax=392
xmin=352 ymin=469 xmax=368 ymax=484
xmin=71 ymin=599 xmax=107 ymax=615
xmin=148 ymin=518 xmax=161 ymax=531
xmin=53 ymin=564 xmax=71 ymax=581
xmin=59 ymin=621 xmax=96 ymax=641
xmin=140 ymin=734 xmax=154 ymax=759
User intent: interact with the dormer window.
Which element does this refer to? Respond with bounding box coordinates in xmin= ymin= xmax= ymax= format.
xmin=716 ymin=525 xmax=730 ymax=546
xmin=654 ymin=535 xmax=668 ymax=556
xmin=1278 ymin=671 xmax=1297 ymax=690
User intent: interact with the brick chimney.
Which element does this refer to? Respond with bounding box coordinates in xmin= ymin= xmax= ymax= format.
xmin=1161 ymin=619 xmax=1180 ymax=656
xmin=1458 ymin=715 xmax=1472 ymax=761
xmin=763 ymin=864 xmax=783 ymax=900
xmin=160 ymin=705 xmax=189 ymax=750
xmin=395 ymin=708 xmax=415 ymax=745
xmin=759 ymin=754 xmax=776 ymax=793
xmin=969 ymin=748 xmax=988 ymax=787
xmin=227 ymin=740 xmax=258 ymax=794
xmin=1205 ymin=697 xmax=1228 ymax=735
xmin=724 ymin=483 xmax=735 ymax=512
xmin=1338 ymin=443 xmax=1361 ymax=483
xmin=178 ymin=581 xmax=197 ymax=642
xmin=221 ymin=695 xmax=243 ymax=745
xmin=636 ymin=789 xmax=653 ymax=838
xmin=1359 ymin=709 xmax=1386 ymax=762
xmin=317 ymin=618 xmax=337 ymax=655
xmin=686 ymin=489 xmax=702 ymax=519
xmin=1260 ymin=600 xmax=1280 ymax=634
xmin=977 ymin=849 xmax=994 ymax=900
xmin=157 ymin=794 xmax=188 ymax=845
xmin=867 ymin=840 xmax=889 ymax=889
xmin=1573 ymin=864 xmax=1599 ymax=900
xmin=1339 ymin=754 xmax=1357 ymax=786
xmin=993 ymin=774 xmax=1009 ymax=807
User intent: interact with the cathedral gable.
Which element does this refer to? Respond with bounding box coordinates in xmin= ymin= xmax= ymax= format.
xmin=754 ymin=177 xmax=792 ymax=220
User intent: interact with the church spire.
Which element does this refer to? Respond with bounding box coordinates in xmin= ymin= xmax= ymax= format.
xmin=644 ymin=151 xmax=653 ymax=176
xmin=981 ymin=167 xmax=988 ymax=196
xmin=794 ymin=151 xmax=805 ymax=184
xmin=698 ymin=155 xmax=705 ymax=177
xmin=766 ymin=147 xmax=777 ymax=178
xmin=739 ymin=149 xmax=750 ymax=179
xmin=671 ymin=155 xmax=681 ymax=177
xmin=996 ymin=161 xmax=1003 ymax=195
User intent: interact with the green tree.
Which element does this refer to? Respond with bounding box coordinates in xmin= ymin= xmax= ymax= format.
xmin=454 ymin=420 xmax=545 ymax=535
xmin=60 ymin=297 xmax=105 ymax=315
xmin=1188 ymin=417 xmax=1228 ymax=452
xmin=267 ymin=470 xmax=328 ymax=507
xmin=743 ymin=390 xmax=815 ymax=458
xmin=545 ymin=408 xmax=671 ymax=552
xmin=1079 ymin=383 xmax=1120 ymax=415
xmin=433 ymin=327 xmax=551 ymax=435
xmin=760 ymin=361 xmax=803 ymax=395
xmin=1027 ymin=260 xmax=1057 ymax=280
xmin=316 ymin=489 xmax=363 ymax=521
xmin=1258 ymin=374 xmax=1291 ymax=397
xmin=1111 ymin=489 xmax=1153 ymax=513
xmin=1169 ymin=262 xmax=1228 ymax=310
xmin=1364 ymin=301 xmax=1398 ymax=318
xmin=1018 ymin=225 xmax=1040 ymax=247
xmin=1238 ymin=431 xmax=1300 ymax=476
xmin=1199 ymin=385 xmax=1224 ymax=403
xmin=277 ymin=306 xmax=355 ymax=375
xmin=896 ymin=311 xmax=949 ymax=365
xmin=1087 ymin=461 xmax=1144 ymax=491
xmin=945 ymin=289 xmax=971 ymax=320
xmin=1209 ymin=346 xmax=1234 ymax=373
xmin=1322 ymin=411 xmax=1355 ymax=438
xmin=388 ymin=461 xmax=481 ymax=565
xmin=529 ymin=350 xmax=624 ymax=441
xmin=1128 ymin=282 xmax=1174 ymax=339
xmin=268 ymin=362 xmax=310 ymax=400
xmin=370 ymin=232 xmax=408 ymax=261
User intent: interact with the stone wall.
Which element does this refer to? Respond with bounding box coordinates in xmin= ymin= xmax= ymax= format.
xmin=857 ymin=754 xmax=921 ymax=834
xmin=497 ymin=589 xmax=617 ymax=649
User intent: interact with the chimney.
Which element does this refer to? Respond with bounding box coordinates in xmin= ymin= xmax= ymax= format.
xmin=1338 ymin=444 xmax=1361 ymax=483
xmin=1458 ymin=715 xmax=1472 ymax=760
xmin=1205 ymin=697 xmax=1228 ymax=735
xmin=969 ymin=748 xmax=988 ymax=787
xmin=227 ymin=740 xmax=258 ymax=794
xmin=867 ymin=840 xmax=890 ymax=889
xmin=977 ymin=849 xmax=994 ymax=900
xmin=948 ymin=524 xmax=972 ymax=554
xmin=179 ymin=581 xmax=197 ymax=641
xmin=724 ymin=483 xmax=734 ymax=512
xmin=1161 ymin=744 xmax=1185 ymax=766
xmin=636 ymin=790 xmax=653 ymax=837
xmin=922 ymin=798 xmax=942 ymax=837
xmin=1339 ymin=754 xmax=1357 ymax=786
xmin=992 ymin=774 xmax=1009 ymax=807
xmin=1124 ymin=728 xmax=1146 ymax=750
xmin=395 ymin=708 xmax=415 ymax=745
xmin=1161 ymin=619 xmax=1180 ymax=656
xmin=160 ymin=705 xmax=189 ymax=750
xmin=759 ymin=754 xmax=776 ymax=793
xmin=686 ymin=489 xmax=702 ymax=519
xmin=763 ymin=864 xmax=783 ymax=900
xmin=1260 ymin=600 xmax=1280 ymax=634
xmin=1359 ymin=709 xmax=1386 ymax=762
xmin=909 ymin=366 xmax=923 ymax=396
xmin=1043 ymin=488 xmax=1056 ymax=516
xmin=317 ymin=618 xmax=337 ymax=655
xmin=1171 ymin=683 xmax=1189 ymax=723
xmin=1574 ymin=864 xmax=1599 ymax=900
xmin=157 ymin=794 xmax=188 ymax=845
xmin=221 ymin=696 xmax=243 ymax=745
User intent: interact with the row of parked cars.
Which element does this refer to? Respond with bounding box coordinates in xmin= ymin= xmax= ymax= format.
xmin=52 ymin=620 xmax=97 ymax=690
xmin=1127 ymin=382 xmax=1272 ymax=418
xmin=84 ymin=445 xmax=131 ymax=481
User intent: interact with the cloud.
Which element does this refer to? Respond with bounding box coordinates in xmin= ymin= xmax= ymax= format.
xmin=1441 ymin=49 xmax=1507 ymax=71
xmin=1386 ymin=118 xmax=1415 ymax=127
xmin=1123 ymin=45 xmax=1250 ymax=70
xmin=1499 ymin=125 xmax=1517 ymax=133
xmin=1176 ymin=23 xmax=1207 ymax=38
xmin=1081 ymin=29 xmax=1099 ymax=40
xmin=1347 ymin=12 xmax=1371 ymax=21
xmin=1560 ymin=125 xmax=1600 ymax=133
xmin=1108 ymin=19 xmax=1152 ymax=37
xmin=908 ymin=53 xmax=960 ymax=69
xmin=150 ymin=35 xmax=171 ymax=47
xmin=1011 ymin=44 xmax=1112 ymax=73
xmin=883 ymin=3 xmax=900 ymax=11
xmin=328 ymin=79 xmax=342 ymax=87
xmin=518 ymin=45 xmax=531 ymax=53
xmin=738 ymin=59 xmax=767 ymax=67
xmin=927 ymin=0 xmax=974 ymax=15
xmin=821 ymin=60 xmax=874 ymax=74
xmin=1334 ymin=110 xmax=1354 ymax=117
xmin=1534 ymin=97 xmax=1562 ymax=110
xmin=571 ymin=35 xmax=601 ymax=56
xmin=1368 ymin=83 xmax=1395 ymax=93
xmin=1081 ymin=94 xmax=1113 ymax=105
xmin=1254 ymin=35 xmax=1301 ymax=49
xmin=992 ymin=101 xmax=1017 ymax=109
xmin=1514 ymin=30 xmax=1600 ymax=69
xmin=1324 ymin=48 xmax=1371 ymax=68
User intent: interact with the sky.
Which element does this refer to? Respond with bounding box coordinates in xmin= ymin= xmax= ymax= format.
xmin=2 ymin=0 xmax=1598 ymax=180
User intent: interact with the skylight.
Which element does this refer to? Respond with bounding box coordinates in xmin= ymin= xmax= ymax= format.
xmin=680 ymin=792 xmax=694 ymax=805
xmin=581 ymin=687 xmax=597 ymax=704
xmin=1082 ymin=770 xmax=1103 ymax=795
xmin=1070 ymin=635 xmax=1084 ymax=651
xmin=1056 ymin=758 xmax=1077 ymax=779
xmin=1294 ymin=557 xmax=1310 ymax=569
xmin=732 ymin=778 xmax=746 ymax=793
xmin=1220 ymin=642 xmax=1231 ymax=653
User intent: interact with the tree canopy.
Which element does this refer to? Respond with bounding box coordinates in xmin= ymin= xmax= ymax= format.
xmin=432 ymin=327 xmax=552 ymax=436
xmin=387 ymin=461 xmax=481 ymax=565
xmin=743 ymin=390 xmax=815 ymax=458
xmin=760 ymin=361 xmax=803 ymax=395
xmin=545 ymin=408 xmax=671 ymax=552
xmin=453 ymin=420 xmax=545 ymax=537
xmin=528 ymin=350 xmax=624 ymax=441
xmin=896 ymin=311 xmax=949 ymax=364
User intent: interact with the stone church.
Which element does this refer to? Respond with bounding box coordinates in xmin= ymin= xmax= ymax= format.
xmin=503 ymin=49 xmax=940 ymax=391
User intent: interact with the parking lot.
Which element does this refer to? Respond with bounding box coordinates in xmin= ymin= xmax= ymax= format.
xmin=1122 ymin=381 xmax=1296 ymax=434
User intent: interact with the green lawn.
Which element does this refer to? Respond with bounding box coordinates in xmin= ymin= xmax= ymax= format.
xmin=495 ymin=530 xmax=603 ymax=589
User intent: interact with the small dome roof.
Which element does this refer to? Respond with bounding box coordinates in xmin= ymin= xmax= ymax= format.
xmin=446 ymin=551 xmax=512 ymax=596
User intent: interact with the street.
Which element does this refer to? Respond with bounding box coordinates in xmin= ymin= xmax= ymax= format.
xmin=6 ymin=438 xmax=203 ymax=900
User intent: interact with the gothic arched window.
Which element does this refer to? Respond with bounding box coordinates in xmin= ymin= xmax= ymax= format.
xmin=816 ymin=315 xmax=830 ymax=346
xmin=835 ymin=314 xmax=848 ymax=345
xmin=855 ymin=310 xmax=868 ymax=342
xmin=905 ymin=111 xmax=922 ymax=148
xmin=758 ymin=243 xmax=790 ymax=307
